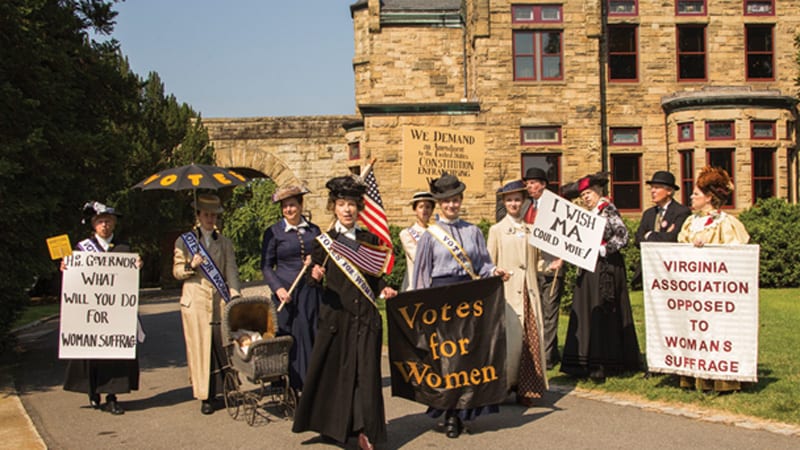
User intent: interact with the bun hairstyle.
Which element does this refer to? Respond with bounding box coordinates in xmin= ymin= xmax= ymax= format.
xmin=696 ymin=166 xmax=734 ymax=208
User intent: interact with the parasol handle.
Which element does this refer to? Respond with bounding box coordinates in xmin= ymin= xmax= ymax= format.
xmin=278 ymin=257 xmax=311 ymax=312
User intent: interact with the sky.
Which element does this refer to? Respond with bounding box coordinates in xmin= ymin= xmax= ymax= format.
xmin=106 ymin=0 xmax=356 ymax=118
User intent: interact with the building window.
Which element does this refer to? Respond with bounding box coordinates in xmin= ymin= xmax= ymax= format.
xmin=677 ymin=26 xmax=706 ymax=81
xmin=706 ymin=121 xmax=735 ymax=140
xmin=611 ymin=154 xmax=641 ymax=210
xmin=521 ymin=153 xmax=562 ymax=194
xmin=513 ymin=31 xmax=563 ymax=81
xmin=752 ymin=148 xmax=776 ymax=202
xmin=512 ymin=4 xmax=563 ymax=23
xmin=746 ymin=25 xmax=774 ymax=80
xmin=745 ymin=0 xmax=774 ymax=15
xmin=521 ymin=126 xmax=562 ymax=145
xmin=608 ymin=26 xmax=638 ymax=81
xmin=679 ymin=150 xmax=694 ymax=205
xmin=751 ymin=121 xmax=776 ymax=139
xmin=676 ymin=0 xmax=706 ymax=15
xmin=348 ymin=141 xmax=361 ymax=160
xmin=678 ymin=122 xmax=694 ymax=142
xmin=610 ymin=127 xmax=641 ymax=145
xmin=706 ymin=148 xmax=735 ymax=207
xmin=608 ymin=0 xmax=637 ymax=16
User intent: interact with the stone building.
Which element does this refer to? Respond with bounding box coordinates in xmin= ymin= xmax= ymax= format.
xmin=207 ymin=0 xmax=799 ymax=222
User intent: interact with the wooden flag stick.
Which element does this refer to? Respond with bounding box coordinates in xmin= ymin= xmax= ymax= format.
xmin=278 ymin=257 xmax=311 ymax=312
xmin=550 ymin=265 xmax=560 ymax=296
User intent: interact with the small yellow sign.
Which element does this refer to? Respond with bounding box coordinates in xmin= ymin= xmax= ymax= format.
xmin=46 ymin=234 xmax=72 ymax=260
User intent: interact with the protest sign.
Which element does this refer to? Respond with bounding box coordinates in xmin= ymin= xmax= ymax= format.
xmin=528 ymin=189 xmax=606 ymax=272
xmin=642 ymin=243 xmax=759 ymax=382
xmin=59 ymin=251 xmax=140 ymax=359
xmin=401 ymin=126 xmax=485 ymax=191
xmin=46 ymin=234 xmax=72 ymax=259
xmin=387 ymin=277 xmax=507 ymax=410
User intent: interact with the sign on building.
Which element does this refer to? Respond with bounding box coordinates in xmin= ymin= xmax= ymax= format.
xmin=401 ymin=126 xmax=485 ymax=191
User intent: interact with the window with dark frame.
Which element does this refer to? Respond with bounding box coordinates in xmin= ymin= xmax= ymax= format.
xmin=676 ymin=0 xmax=706 ymax=15
xmin=706 ymin=121 xmax=735 ymax=140
xmin=751 ymin=148 xmax=776 ymax=202
xmin=608 ymin=0 xmax=637 ymax=16
xmin=746 ymin=25 xmax=774 ymax=80
xmin=608 ymin=26 xmax=638 ymax=81
xmin=513 ymin=31 xmax=564 ymax=81
xmin=679 ymin=150 xmax=694 ymax=205
xmin=744 ymin=0 xmax=774 ymax=16
xmin=678 ymin=122 xmax=694 ymax=142
xmin=610 ymin=127 xmax=642 ymax=145
xmin=521 ymin=126 xmax=562 ymax=144
xmin=751 ymin=121 xmax=776 ymax=139
xmin=706 ymin=148 xmax=735 ymax=207
xmin=677 ymin=25 xmax=706 ymax=81
xmin=521 ymin=153 xmax=562 ymax=194
xmin=611 ymin=154 xmax=641 ymax=210
xmin=348 ymin=141 xmax=361 ymax=160
xmin=512 ymin=4 xmax=563 ymax=23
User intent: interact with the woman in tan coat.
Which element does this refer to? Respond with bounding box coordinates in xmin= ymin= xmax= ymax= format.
xmin=173 ymin=194 xmax=241 ymax=414
xmin=487 ymin=180 xmax=548 ymax=406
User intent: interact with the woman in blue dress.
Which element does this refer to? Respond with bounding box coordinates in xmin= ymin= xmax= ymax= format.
xmin=260 ymin=185 xmax=323 ymax=391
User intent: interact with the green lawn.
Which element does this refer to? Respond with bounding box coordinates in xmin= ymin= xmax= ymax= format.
xmin=381 ymin=288 xmax=800 ymax=425
xmin=12 ymin=302 xmax=59 ymax=330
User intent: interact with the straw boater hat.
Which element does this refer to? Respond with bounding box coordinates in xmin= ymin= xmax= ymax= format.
xmin=81 ymin=201 xmax=121 ymax=225
xmin=272 ymin=184 xmax=310 ymax=203
xmin=696 ymin=166 xmax=733 ymax=204
xmin=645 ymin=171 xmax=680 ymax=191
xmin=523 ymin=167 xmax=549 ymax=183
xmin=192 ymin=193 xmax=224 ymax=214
xmin=325 ymin=175 xmax=366 ymax=201
xmin=409 ymin=191 xmax=435 ymax=209
xmin=496 ymin=180 xmax=527 ymax=197
xmin=429 ymin=173 xmax=466 ymax=199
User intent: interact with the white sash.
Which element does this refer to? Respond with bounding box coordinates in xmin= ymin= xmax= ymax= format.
xmin=316 ymin=233 xmax=378 ymax=308
xmin=406 ymin=226 xmax=423 ymax=243
xmin=180 ymin=231 xmax=232 ymax=303
xmin=76 ymin=238 xmax=102 ymax=253
xmin=427 ymin=224 xmax=479 ymax=280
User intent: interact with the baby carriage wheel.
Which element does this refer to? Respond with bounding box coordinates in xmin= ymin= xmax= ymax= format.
xmin=244 ymin=393 xmax=260 ymax=426
xmin=283 ymin=383 xmax=297 ymax=419
xmin=223 ymin=371 xmax=241 ymax=419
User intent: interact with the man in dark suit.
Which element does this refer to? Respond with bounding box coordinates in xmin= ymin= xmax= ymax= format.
xmin=633 ymin=171 xmax=691 ymax=286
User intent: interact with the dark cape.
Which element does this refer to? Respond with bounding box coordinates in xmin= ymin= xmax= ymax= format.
xmin=292 ymin=229 xmax=387 ymax=444
xmin=63 ymin=237 xmax=140 ymax=396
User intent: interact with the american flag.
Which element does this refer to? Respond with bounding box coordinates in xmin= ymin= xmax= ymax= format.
xmin=359 ymin=167 xmax=395 ymax=273
xmin=331 ymin=235 xmax=391 ymax=276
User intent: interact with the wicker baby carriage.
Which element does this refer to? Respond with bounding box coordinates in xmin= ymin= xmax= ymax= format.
xmin=222 ymin=295 xmax=296 ymax=425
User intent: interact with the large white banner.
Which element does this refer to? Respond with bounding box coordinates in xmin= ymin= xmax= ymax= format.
xmin=59 ymin=251 xmax=140 ymax=359
xmin=642 ymin=243 xmax=759 ymax=382
xmin=528 ymin=189 xmax=606 ymax=272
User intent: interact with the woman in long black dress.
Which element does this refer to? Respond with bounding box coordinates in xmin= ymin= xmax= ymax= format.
xmin=292 ymin=175 xmax=397 ymax=450
xmin=260 ymin=185 xmax=322 ymax=391
xmin=63 ymin=201 xmax=140 ymax=415
xmin=560 ymin=173 xmax=641 ymax=381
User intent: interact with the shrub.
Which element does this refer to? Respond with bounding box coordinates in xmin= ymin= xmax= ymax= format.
xmin=739 ymin=198 xmax=800 ymax=288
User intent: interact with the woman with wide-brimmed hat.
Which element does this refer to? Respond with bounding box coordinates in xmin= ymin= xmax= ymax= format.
xmin=260 ymin=184 xmax=323 ymax=392
xmin=173 ymin=193 xmax=241 ymax=415
xmin=488 ymin=180 xmax=549 ymax=406
xmin=398 ymin=191 xmax=435 ymax=291
xmin=412 ymin=173 xmax=510 ymax=439
xmin=63 ymin=201 xmax=140 ymax=415
xmin=560 ymin=173 xmax=641 ymax=381
xmin=292 ymin=175 xmax=397 ymax=450
xmin=677 ymin=166 xmax=749 ymax=392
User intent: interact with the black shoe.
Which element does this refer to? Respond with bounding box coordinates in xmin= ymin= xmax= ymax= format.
xmin=201 ymin=400 xmax=214 ymax=415
xmin=104 ymin=397 xmax=124 ymax=415
xmin=445 ymin=415 xmax=462 ymax=439
xmin=89 ymin=393 xmax=101 ymax=409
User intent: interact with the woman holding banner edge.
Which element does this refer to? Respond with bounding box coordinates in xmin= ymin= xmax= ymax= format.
xmin=677 ymin=166 xmax=750 ymax=392
xmin=560 ymin=172 xmax=641 ymax=382
xmin=413 ymin=173 xmax=510 ymax=439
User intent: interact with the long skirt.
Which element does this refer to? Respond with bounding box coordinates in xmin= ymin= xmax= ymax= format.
xmin=63 ymin=357 xmax=139 ymax=397
xmin=561 ymin=253 xmax=641 ymax=378
xmin=273 ymin=282 xmax=320 ymax=391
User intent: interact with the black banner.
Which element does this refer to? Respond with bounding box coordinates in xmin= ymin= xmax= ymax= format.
xmin=387 ymin=277 xmax=507 ymax=410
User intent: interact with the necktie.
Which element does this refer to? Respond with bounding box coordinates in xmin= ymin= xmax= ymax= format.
xmin=654 ymin=207 xmax=664 ymax=232
xmin=524 ymin=199 xmax=538 ymax=224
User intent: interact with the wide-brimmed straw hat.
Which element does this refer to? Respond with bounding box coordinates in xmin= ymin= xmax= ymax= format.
xmin=192 ymin=194 xmax=224 ymax=214
xmin=496 ymin=180 xmax=527 ymax=197
xmin=409 ymin=191 xmax=435 ymax=208
xmin=429 ymin=173 xmax=466 ymax=199
xmin=272 ymin=185 xmax=310 ymax=203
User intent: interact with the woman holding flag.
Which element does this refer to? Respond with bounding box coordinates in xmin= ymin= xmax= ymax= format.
xmin=173 ymin=194 xmax=241 ymax=415
xmin=292 ymin=175 xmax=397 ymax=450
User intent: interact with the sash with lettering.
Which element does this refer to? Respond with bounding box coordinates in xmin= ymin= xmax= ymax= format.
xmin=406 ymin=226 xmax=423 ymax=243
xmin=426 ymin=223 xmax=479 ymax=280
xmin=76 ymin=238 xmax=102 ymax=253
xmin=180 ymin=231 xmax=232 ymax=304
xmin=316 ymin=232 xmax=378 ymax=308
xmin=387 ymin=276 xmax=507 ymax=410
